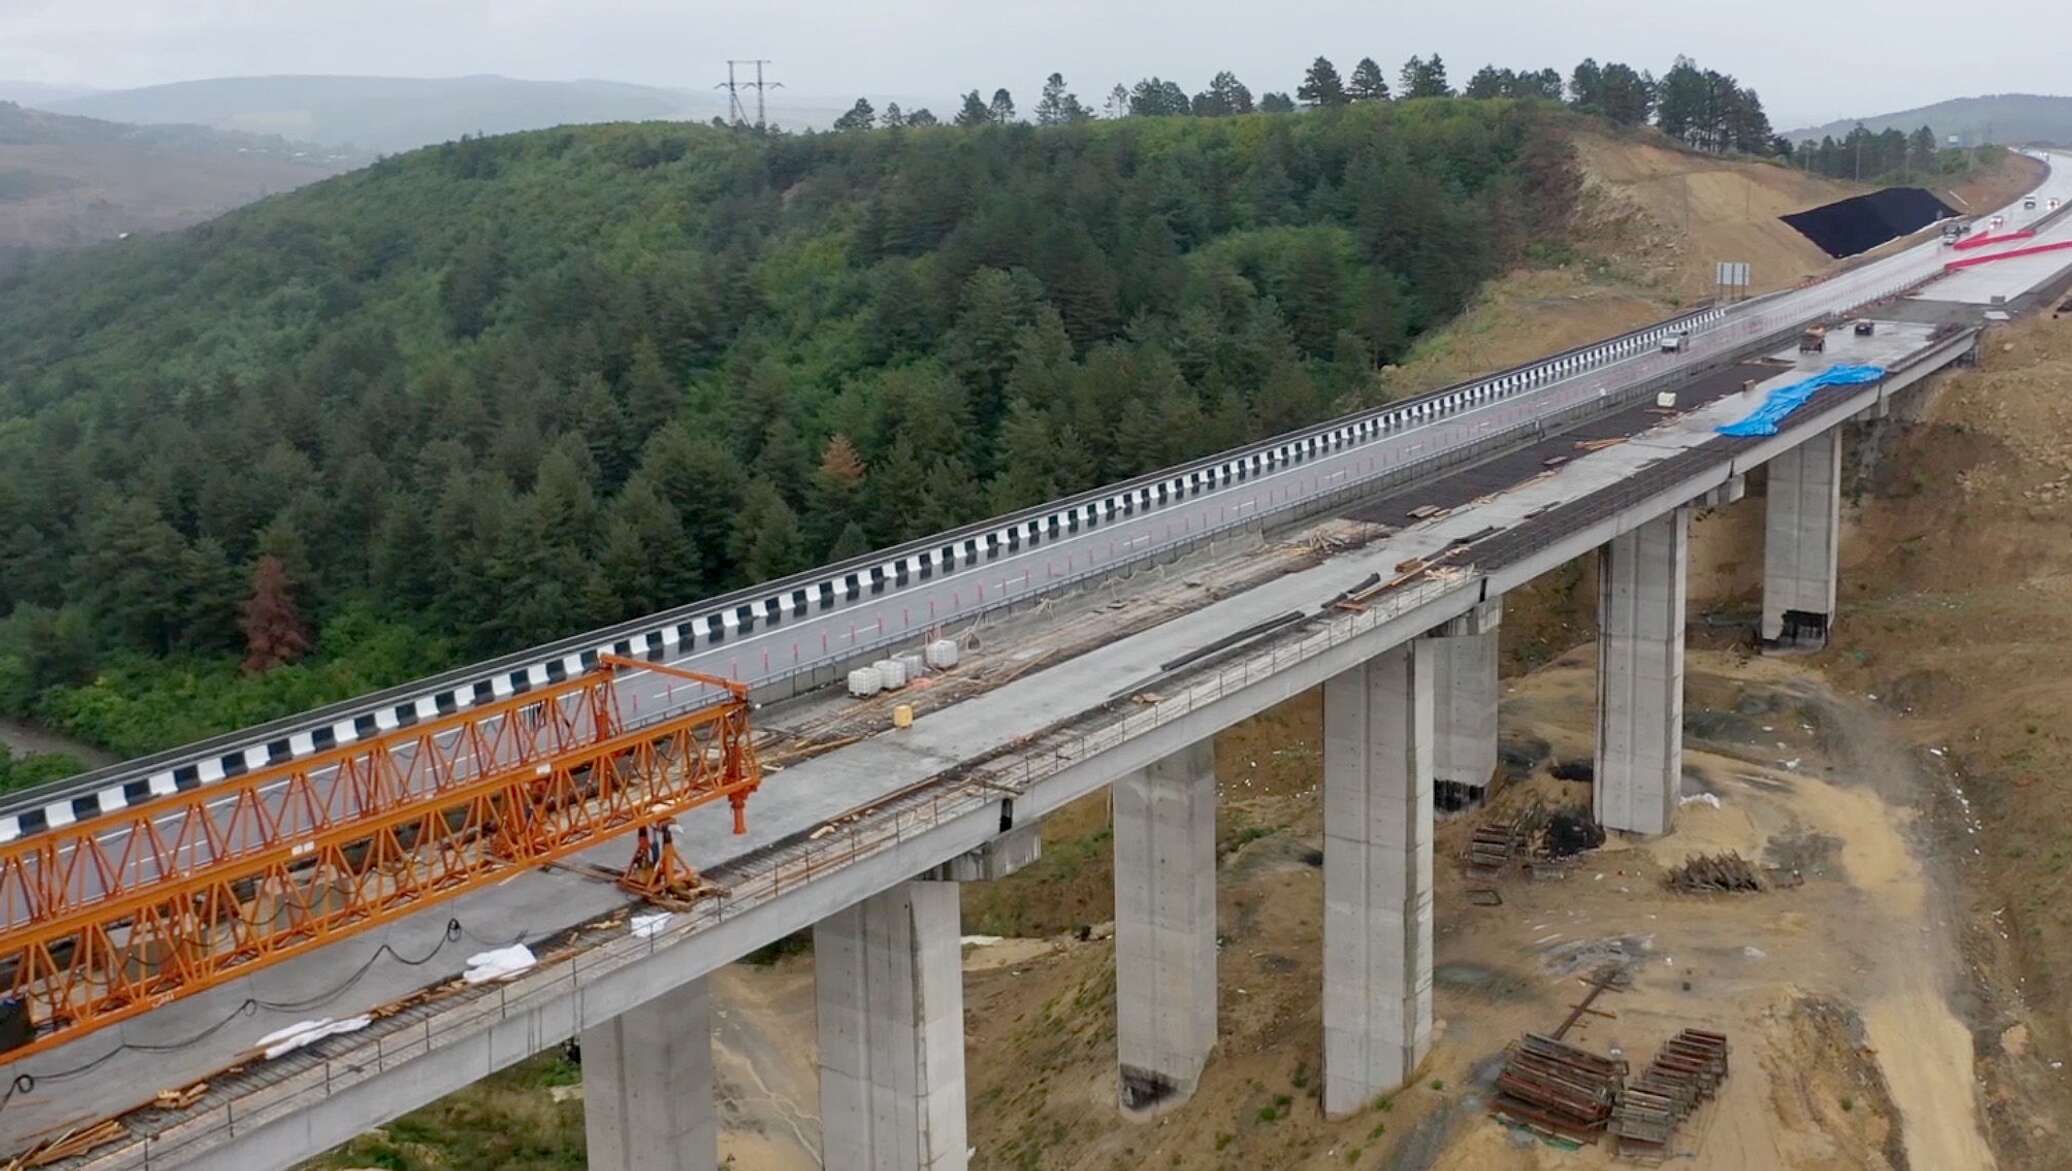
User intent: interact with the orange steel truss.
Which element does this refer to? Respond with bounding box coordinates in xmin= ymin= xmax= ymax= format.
xmin=0 ymin=655 xmax=759 ymax=1061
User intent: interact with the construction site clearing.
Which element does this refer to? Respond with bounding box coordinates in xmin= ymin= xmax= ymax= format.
xmin=646 ymin=645 xmax=1994 ymax=1171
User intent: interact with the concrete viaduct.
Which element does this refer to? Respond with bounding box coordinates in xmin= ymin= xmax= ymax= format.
xmin=15 ymin=153 xmax=2072 ymax=1171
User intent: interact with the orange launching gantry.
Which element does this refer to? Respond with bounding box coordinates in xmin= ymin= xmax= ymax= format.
xmin=0 ymin=655 xmax=759 ymax=1062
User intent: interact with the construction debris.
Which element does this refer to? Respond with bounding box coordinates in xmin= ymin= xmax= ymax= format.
xmin=151 ymin=1083 xmax=207 ymax=1111
xmin=6 ymin=1119 xmax=126 ymax=1168
xmin=1553 ymin=965 xmax=1631 ymax=1041
xmin=1539 ymin=805 xmax=1605 ymax=858
xmin=1575 ymin=436 xmax=1627 ymax=452
xmin=1611 ymin=1029 xmax=1731 ymax=1162
xmin=1666 ymin=851 xmax=1763 ymax=893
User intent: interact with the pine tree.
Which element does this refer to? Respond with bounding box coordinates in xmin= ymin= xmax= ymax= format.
xmin=864 ymin=437 xmax=930 ymax=545
xmin=1908 ymin=125 xmax=1938 ymax=174
xmin=1348 ymin=58 xmax=1391 ymax=102
xmin=598 ymin=477 xmax=694 ymax=617
xmin=1130 ymin=78 xmax=1190 ymax=117
xmin=989 ymin=88 xmax=1017 ymax=124
xmin=955 ymin=90 xmax=992 ymax=127
xmin=79 ymin=496 xmax=192 ymax=655
xmin=1258 ymin=92 xmax=1296 ymax=114
xmin=634 ymin=424 xmax=746 ymax=592
xmin=1464 ymin=66 xmax=1510 ymax=100
xmin=731 ymin=480 xmax=807 ymax=584
xmin=1568 ymin=58 xmax=1604 ymax=110
xmin=905 ymin=107 xmax=938 ymax=127
xmin=834 ymin=98 xmax=877 ymax=131
xmin=1192 ymin=71 xmax=1254 ymax=116
xmin=809 ymin=434 xmax=869 ymax=555
xmin=1297 ymin=57 xmax=1349 ymax=107
xmin=1400 ymin=54 xmax=1452 ymax=99
xmin=985 ymin=398 xmax=1061 ymax=511
xmin=827 ymin=519 xmax=871 ymax=562
xmin=1036 ymin=73 xmax=1078 ymax=125
xmin=240 ymin=554 xmax=311 ymax=673
xmin=1105 ymin=83 xmax=1131 ymax=119
xmin=883 ymin=102 xmax=906 ymax=128
xmin=620 ymin=336 xmax=679 ymax=445
xmin=1597 ymin=63 xmax=1654 ymax=126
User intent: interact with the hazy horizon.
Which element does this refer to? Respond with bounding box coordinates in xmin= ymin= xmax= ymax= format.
xmin=10 ymin=0 xmax=2072 ymax=132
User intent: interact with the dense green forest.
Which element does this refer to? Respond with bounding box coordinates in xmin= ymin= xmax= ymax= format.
xmin=0 ymin=100 xmax=1581 ymax=760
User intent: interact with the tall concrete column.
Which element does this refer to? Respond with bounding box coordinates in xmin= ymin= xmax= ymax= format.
xmin=815 ymin=882 xmax=968 ymax=1171
xmin=582 ymin=977 xmax=716 ymax=1171
xmin=1762 ymin=429 xmax=1842 ymax=647
xmin=1594 ymin=506 xmax=1688 ymax=836
xmin=1429 ymin=599 xmax=1501 ymax=806
xmin=1321 ymin=642 xmax=1434 ymax=1118
xmin=1112 ymin=738 xmax=1218 ymax=1114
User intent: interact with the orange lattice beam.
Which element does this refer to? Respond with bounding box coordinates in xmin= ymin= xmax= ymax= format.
xmin=0 ymin=655 xmax=758 ymax=1061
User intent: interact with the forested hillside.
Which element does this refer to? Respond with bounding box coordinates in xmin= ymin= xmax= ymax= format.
xmin=0 ymin=101 xmax=1580 ymax=756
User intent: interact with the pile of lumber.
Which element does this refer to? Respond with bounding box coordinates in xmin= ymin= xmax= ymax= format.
xmin=1490 ymin=1033 xmax=1626 ymax=1141
xmin=1666 ymin=851 xmax=1762 ymax=893
xmin=10 ymin=1118 xmax=126 ymax=1167
xmin=1610 ymin=1029 xmax=1731 ymax=1162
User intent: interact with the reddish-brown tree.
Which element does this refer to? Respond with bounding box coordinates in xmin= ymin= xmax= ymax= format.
xmin=240 ymin=555 xmax=311 ymax=673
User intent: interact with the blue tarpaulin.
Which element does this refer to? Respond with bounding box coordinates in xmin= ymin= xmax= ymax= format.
xmin=1716 ymin=364 xmax=1885 ymax=437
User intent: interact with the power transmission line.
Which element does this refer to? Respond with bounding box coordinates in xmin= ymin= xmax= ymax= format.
xmin=716 ymin=59 xmax=783 ymax=129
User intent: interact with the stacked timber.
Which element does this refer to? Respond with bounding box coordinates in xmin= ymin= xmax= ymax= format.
xmin=1490 ymin=1033 xmax=1626 ymax=1141
xmin=1610 ymin=1029 xmax=1731 ymax=1162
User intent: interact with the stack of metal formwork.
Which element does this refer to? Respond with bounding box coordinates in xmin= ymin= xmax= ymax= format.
xmin=1611 ymin=1029 xmax=1731 ymax=1162
xmin=1464 ymin=821 xmax=1517 ymax=878
xmin=1490 ymin=1033 xmax=1627 ymax=1142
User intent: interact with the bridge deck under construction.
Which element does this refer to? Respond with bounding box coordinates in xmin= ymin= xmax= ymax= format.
xmin=0 ymin=313 xmax=1971 ymax=1168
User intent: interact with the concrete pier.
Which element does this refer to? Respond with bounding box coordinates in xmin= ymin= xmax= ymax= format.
xmin=1112 ymin=738 xmax=1218 ymax=1114
xmin=1429 ymin=599 xmax=1501 ymax=811
xmin=1762 ymin=429 xmax=1841 ymax=647
xmin=1594 ymin=506 xmax=1688 ymax=836
xmin=815 ymin=882 xmax=968 ymax=1171
xmin=1321 ymin=642 xmax=1434 ymax=1118
xmin=581 ymin=977 xmax=716 ymax=1171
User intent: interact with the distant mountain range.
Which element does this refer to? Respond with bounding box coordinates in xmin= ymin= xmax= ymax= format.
xmin=1786 ymin=93 xmax=2072 ymax=147
xmin=40 ymin=74 xmax=872 ymax=153
xmin=0 ymin=102 xmax=352 ymax=254
xmin=0 ymin=82 xmax=101 ymax=107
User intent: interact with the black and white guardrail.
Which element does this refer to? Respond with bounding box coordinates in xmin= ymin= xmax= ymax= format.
xmin=0 ymin=304 xmax=1732 ymax=845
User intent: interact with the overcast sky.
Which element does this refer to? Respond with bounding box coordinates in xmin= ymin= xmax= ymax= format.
xmin=5 ymin=0 xmax=2066 ymax=130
